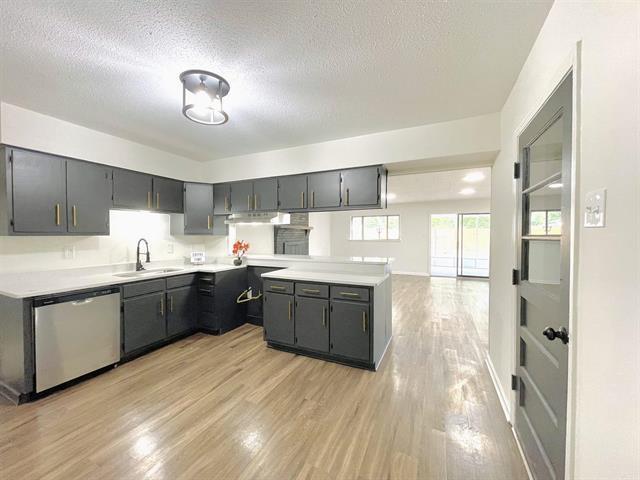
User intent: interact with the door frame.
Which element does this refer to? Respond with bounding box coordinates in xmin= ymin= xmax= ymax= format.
xmin=509 ymin=43 xmax=581 ymax=479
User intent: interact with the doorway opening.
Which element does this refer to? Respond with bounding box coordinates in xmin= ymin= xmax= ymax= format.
xmin=430 ymin=213 xmax=491 ymax=278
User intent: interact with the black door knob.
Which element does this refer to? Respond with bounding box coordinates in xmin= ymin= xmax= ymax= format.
xmin=542 ymin=326 xmax=569 ymax=344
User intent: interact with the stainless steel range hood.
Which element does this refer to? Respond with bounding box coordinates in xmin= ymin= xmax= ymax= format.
xmin=224 ymin=212 xmax=289 ymax=225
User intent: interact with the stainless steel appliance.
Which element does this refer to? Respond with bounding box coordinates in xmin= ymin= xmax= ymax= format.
xmin=34 ymin=287 xmax=120 ymax=393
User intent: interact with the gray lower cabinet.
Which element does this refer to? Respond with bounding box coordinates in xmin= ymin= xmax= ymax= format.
xmin=9 ymin=148 xmax=68 ymax=234
xmin=295 ymin=296 xmax=329 ymax=352
xmin=253 ymin=178 xmax=278 ymax=211
xmin=278 ymin=174 xmax=307 ymax=210
xmin=263 ymin=291 xmax=295 ymax=345
xmin=184 ymin=182 xmax=214 ymax=234
xmin=113 ymin=169 xmax=153 ymax=210
xmin=123 ymin=291 xmax=166 ymax=354
xmin=153 ymin=177 xmax=183 ymax=213
xmin=166 ymin=285 xmax=197 ymax=336
xmin=341 ymin=166 xmax=381 ymax=207
xmin=66 ymin=160 xmax=112 ymax=235
xmin=330 ymin=300 xmax=370 ymax=362
xmin=213 ymin=183 xmax=231 ymax=215
xmin=308 ymin=171 xmax=341 ymax=209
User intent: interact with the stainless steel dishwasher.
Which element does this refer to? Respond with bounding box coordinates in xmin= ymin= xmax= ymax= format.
xmin=34 ymin=287 xmax=121 ymax=393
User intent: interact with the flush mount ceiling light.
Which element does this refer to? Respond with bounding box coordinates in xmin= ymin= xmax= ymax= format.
xmin=462 ymin=171 xmax=485 ymax=183
xmin=179 ymin=70 xmax=230 ymax=125
xmin=459 ymin=187 xmax=475 ymax=195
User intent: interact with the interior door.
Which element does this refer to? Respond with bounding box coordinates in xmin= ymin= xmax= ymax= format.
xmin=457 ymin=213 xmax=491 ymax=277
xmin=515 ymin=72 xmax=572 ymax=480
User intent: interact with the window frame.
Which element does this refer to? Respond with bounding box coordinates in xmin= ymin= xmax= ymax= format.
xmin=349 ymin=214 xmax=400 ymax=241
xmin=529 ymin=209 xmax=561 ymax=236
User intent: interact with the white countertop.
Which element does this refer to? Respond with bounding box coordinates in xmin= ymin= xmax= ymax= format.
xmin=261 ymin=269 xmax=388 ymax=287
xmin=240 ymin=254 xmax=392 ymax=265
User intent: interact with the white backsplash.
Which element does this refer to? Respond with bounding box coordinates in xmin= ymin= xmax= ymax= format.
xmin=0 ymin=210 xmax=228 ymax=273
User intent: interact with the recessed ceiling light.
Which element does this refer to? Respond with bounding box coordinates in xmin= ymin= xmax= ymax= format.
xmin=548 ymin=182 xmax=563 ymax=189
xmin=179 ymin=70 xmax=230 ymax=125
xmin=459 ymin=188 xmax=475 ymax=195
xmin=462 ymin=171 xmax=485 ymax=183
xmin=386 ymin=193 xmax=397 ymax=201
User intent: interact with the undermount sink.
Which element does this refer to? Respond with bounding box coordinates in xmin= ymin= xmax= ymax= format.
xmin=114 ymin=267 xmax=184 ymax=278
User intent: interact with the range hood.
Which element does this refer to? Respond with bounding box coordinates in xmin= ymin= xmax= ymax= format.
xmin=224 ymin=212 xmax=313 ymax=230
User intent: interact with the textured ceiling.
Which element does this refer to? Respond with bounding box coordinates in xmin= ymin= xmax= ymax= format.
xmin=388 ymin=167 xmax=491 ymax=203
xmin=0 ymin=0 xmax=551 ymax=161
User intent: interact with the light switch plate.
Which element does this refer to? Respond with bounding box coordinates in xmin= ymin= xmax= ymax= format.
xmin=584 ymin=188 xmax=606 ymax=227
xmin=63 ymin=245 xmax=75 ymax=259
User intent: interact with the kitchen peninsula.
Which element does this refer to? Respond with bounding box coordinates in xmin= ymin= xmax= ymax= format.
xmin=0 ymin=255 xmax=392 ymax=404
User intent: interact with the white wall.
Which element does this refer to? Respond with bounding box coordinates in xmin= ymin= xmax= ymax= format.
xmin=489 ymin=2 xmax=640 ymax=479
xmin=0 ymin=103 xmax=204 ymax=180
xmin=329 ymin=198 xmax=490 ymax=275
xmin=309 ymin=212 xmax=332 ymax=256
xmin=229 ymin=224 xmax=275 ymax=255
xmin=199 ymin=113 xmax=501 ymax=182
xmin=0 ymin=210 xmax=227 ymax=273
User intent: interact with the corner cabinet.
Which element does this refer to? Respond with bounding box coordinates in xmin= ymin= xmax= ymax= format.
xmin=341 ymin=166 xmax=385 ymax=208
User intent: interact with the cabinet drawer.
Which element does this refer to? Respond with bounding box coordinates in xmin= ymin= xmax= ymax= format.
xmin=122 ymin=279 xmax=166 ymax=298
xmin=295 ymin=283 xmax=329 ymax=298
xmin=166 ymin=273 xmax=197 ymax=290
xmin=264 ymin=279 xmax=294 ymax=294
xmin=330 ymin=285 xmax=370 ymax=302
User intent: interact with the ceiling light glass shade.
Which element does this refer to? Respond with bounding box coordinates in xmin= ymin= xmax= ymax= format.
xmin=179 ymin=70 xmax=230 ymax=125
xmin=462 ymin=171 xmax=485 ymax=183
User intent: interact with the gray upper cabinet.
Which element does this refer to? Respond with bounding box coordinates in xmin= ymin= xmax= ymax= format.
xmin=10 ymin=148 xmax=68 ymax=234
xmin=153 ymin=177 xmax=183 ymax=213
xmin=308 ymin=171 xmax=341 ymax=209
xmin=253 ymin=178 xmax=278 ymax=211
xmin=211 ymin=215 xmax=229 ymax=236
xmin=330 ymin=300 xmax=370 ymax=362
xmin=66 ymin=160 xmax=112 ymax=235
xmin=278 ymin=175 xmax=307 ymax=210
xmin=113 ymin=169 xmax=153 ymax=210
xmin=184 ymin=182 xmax=214 ymax=234
xmin=230 ymin=181 xmax=253 ymax=213
xmin=213 ymin=183 xmax=231 ymax=215
xmin=341 ymin=166 xmax=380 ymax=207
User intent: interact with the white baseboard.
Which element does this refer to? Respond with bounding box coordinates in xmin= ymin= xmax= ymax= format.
xmin=391 ymin=271 xmax=430 ymax=277
xmin=485 ymin=354 xmax=511 ymax=422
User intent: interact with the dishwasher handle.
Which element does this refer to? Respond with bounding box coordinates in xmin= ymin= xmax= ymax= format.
xmin=71 ymin=298 xmax=95 ymax=306
xmin=34 ymin=287 xmax=120 ymax=307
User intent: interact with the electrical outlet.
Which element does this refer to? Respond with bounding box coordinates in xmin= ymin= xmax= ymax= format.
xmin=63 ymin=245 xmax=75 ymax=259
xmin=167 ymin=243 xmax=174 ymax=254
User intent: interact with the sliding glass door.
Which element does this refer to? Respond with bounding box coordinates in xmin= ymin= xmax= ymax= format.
xmin=457 ymin=213 xmax=490 ymax=277
xmin=430 ymin=213 xmax=490 ymax=278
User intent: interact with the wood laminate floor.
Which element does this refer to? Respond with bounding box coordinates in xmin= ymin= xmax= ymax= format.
xmin=0 ymin=275 xmax=526 ymax=480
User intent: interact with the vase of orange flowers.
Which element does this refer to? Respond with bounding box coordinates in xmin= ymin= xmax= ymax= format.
xmin=232 ymin=240 xmax=249 ymax=266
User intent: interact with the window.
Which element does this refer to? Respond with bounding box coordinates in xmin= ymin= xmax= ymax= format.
xmin=350 ymin=215 xmax=400 ymax=240
xmin=529 ymin=210 xmax=561 ymax=235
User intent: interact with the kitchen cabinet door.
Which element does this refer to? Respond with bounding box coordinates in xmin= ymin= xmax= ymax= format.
xmin=211 ymin=215 xmax=229 ymax=236
xmin=113 ymin=169 xmax=153 ymax=210
xmin=166 ymin=286 xmax=197 ymax=336
xmin=307 ymin=171 xmax=341 ymax=209
xmin=213 ymin=183 xmax=231 ymax=215
xmin=247 ymin=267 xmax=280 ymax=323
xmin=341 ymin=166 xmax=380 ymax=207
xmin=253 ymin=178 xmax=278 ymax=211
xmin=330 ymin=300 xmax=370 ymax=361
xmin=66 ymin=160 xmax=112 ymax=235
xmin=230 ymin=181 xmax=253 ymax=213
xmin=214 ymin=269 xmax=247 ymax=333
xmin=278 ymin=175 xmax=307 ymax=210
xmin=295 ymin=296 xmax=329 ymax=353
xmin=153 ymin=177 xmax=183 ymax=213
xmin=184 ymin=182 xmax=214 ymax=234
xmin=264 ymin=292 xmax=295 ymax=345
xmin=123 ymin=292 xmax=167 ymax=353
xmin=10 ymin=149 xmax=68 ymax=234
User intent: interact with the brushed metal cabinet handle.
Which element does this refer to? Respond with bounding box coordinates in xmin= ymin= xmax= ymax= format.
xmin=160 ymin=298 xmax=164 ymax=316
xmin=312 ymin=191 xmax=315 ymax=208
xmin=302 ymin=288 xmax=320 ymax=294
xmin=247 ymin=194 xmax=251 ymax=210
xmin=156 ymin=192 xmax=160 ymax=209
xmin=72 ymin=205 xmax=77 ymax=227
xmin=169 ymin=296 xmax=173 ymax=313
xmin=207 ymin=215 xmax=212 ymax=229
xmin=362 ymin=311 xmax=367 ymax=332
xmin=322 ymin=307 xmax=326 ymax=327
xmin=254 ymin=194 xmax=258 ymax=210
xmin=147 ymin=191 xmax=152 ymax=209
xmin=340 ymin=292 xmax=360 ymax=298
xmin=288 ymin=301 xmax=292 ymax=321
xmin=55 ymin=203 xmax=61 ymax=226
xmin=225 ymin=195 xmax=229 ymax=212
xmin=270 ymin=285 xmax=286 ymax=291
xmin=301 ymin=191 xmax=305 ymax=208
xmin=346 ymin=188 xmax=350 ymax=206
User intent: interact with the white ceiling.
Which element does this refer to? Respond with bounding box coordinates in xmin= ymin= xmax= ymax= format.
xmin=387 ymin=167 xmax=491 ymax=204
xmin=0 ymin=1 xmax=552 ymax=161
